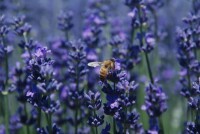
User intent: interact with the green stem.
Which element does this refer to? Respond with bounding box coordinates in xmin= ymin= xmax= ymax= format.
xmin=113 ymin=118 xmax=116 ymax=134
xmin=49 ymin=113 xmax=52 ymax=134
xmin=4 ymin=96 xmax=9 ymax=134
xmin=24 ymin=104 xmax=30 ymax=134
xmin=144 ymin=52 xmax=154 ymax=84
xmin=37 ymin=108 xmax=41 ymax=128
xmin=95 ymin=126 xmax=98 ymax=134
xmin=93 ymin=110 xmax=98 ymax=134
xmin=5 ymin=53 xmax=9 ymax=87
xmin=123 ymin=124 xmax=127 ymax=134
xmin=2 ymin=37 xmax=9 ymax=134
xmin=185 ymin=51 xmax=192 ymax=89
xmin=75 ymin=61 xmax=80 ymax=134
xmin=130 ymin=26 xmax=135 ymax=44
xmin=159 ymin=116 xmax=164 ymax=134
xmin=76 ymin=61 xmax=80 ymax=91
xmin=74 ymin=108 xmax=78 ymax=134
xmin=138 ymin=5 xmax=154 ymax=84
xmin=23 ymin=33 xmax=32 ymax=59
xmin=45 ymin=113 xmax=52 ymax=134
xmin=187 ymin=69 xmax=191 ymax=89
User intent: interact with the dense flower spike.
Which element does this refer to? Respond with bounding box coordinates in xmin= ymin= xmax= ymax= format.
xmin=176 ymin=0 xmax=200 ymax=131
xmin=12 ymin=16 xmax=32 ymax=36
xmin=185 ymin=122 xmax=200 ymax=134
xmin=58 ymin=11 xmax=73 ymax=33
xmin=142 ymin=84 xmax=168 ymax=133
xmin=85 ymin=91 xmax=102 ymax=111
xmin=125 ymin=0 xmax=168 ymax=133
xmin=85 ymin=91 xmax=104 ymax=134
xmin=25 ymin=47 xmax=61 ymax=113
xmin=100 ymin=62 xmax=142 ymax=133
xmin=142 ymin=84 xmax=167 ymax=117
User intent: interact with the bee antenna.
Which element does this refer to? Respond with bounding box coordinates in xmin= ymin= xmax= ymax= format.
xmin=111 ymin=58 xmax=115 ymax=62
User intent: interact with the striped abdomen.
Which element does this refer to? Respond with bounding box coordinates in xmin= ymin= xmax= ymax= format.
xmin=99 ymin=67 xmax=108 ymax=81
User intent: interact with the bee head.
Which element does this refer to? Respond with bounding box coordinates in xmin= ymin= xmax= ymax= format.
xmin=110 ymin=58 xmax=115 ymax=62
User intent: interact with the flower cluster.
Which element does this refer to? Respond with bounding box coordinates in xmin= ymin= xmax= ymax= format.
xmin=142 ymin=84 xmax=167 ymax=117
xmin=85 ymin=91 xmax=104 ymax=128
xmin=100 ymin=65 xmax=143 ymax=133
xmin=142 ymin=84 xmax=167 ymax=132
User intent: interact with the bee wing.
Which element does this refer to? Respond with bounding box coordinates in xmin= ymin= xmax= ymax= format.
xmin=88 ymin=62 xmax=103 ymax=67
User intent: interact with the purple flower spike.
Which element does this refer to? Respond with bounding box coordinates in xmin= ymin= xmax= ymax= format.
xmin=142 ymin=84 xmax=167 ymax=117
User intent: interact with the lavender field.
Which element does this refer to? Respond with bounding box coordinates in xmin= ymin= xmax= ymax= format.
xmin=0 ymin=0 xmax=200 ymax=134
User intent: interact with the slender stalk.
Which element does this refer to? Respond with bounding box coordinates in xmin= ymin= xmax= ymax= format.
xmin=45 ymin=96 xmax=53 ymax=134
xmin=23 ymin=33 xmax=32 ymax=59
xmin=4 ymin=96 xmax=9 ymax=134
xmin=45 ymin=113 xmax=52 ymax=134
xmin=144 ymin=52 xmax=154 ymax=84
xmin=49 ymin=113 xmax=52 ymax=134
xmin=113 ymin=118 xmax=116 ymax=134
xmin=113 ymin=82 xmax=116 ymax=91
xmin=185 ymin=51 xmax=193 ymax=121
xmin=123 ymin=113 xmax=127 ymax=134
xmin=137 ymin=4 xmax=165 ymax=133
xmin=74 ymin=60 xmax=80 ymax=134
xmin=159 ymin=116 xmax=164 ymax=134
xmin=76 ymin=61 xmax=80 ymax=90
xmin=123 ymin=125 xmax=127 ymax=134
xmin=187 ymin=69 xmax=191 ymax=89
xmin=95 ymin=127 xmax=98 ymax=134
xmin=93 ymin=109 xmax=98 ymax=134
xmin=130 ymin=26 xmax=135 ymax=44
xmin=24 ymin=104 xmax=30 ymax=134
xmin=137 ymin=5 xmax=154 ymax=84
xmin=74 ymin=107 xmax=78 ymax=134
xmin=185 ymin=51 xmax=192 ymax=89
xmin=2 ymin=37 xmax=9 ymax=134
xmin=37 ymin=108 xmax=41 ymax=128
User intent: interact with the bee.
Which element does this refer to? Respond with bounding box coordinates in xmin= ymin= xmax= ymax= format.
xmin=88 ymin=59 xmax=115 ymax=81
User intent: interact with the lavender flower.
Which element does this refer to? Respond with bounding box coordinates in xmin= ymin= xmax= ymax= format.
xmin=100 ymin=63 xmax=142 ymax=133
xmin=37 ymin=123 xmax=63 ymax=134
xmin=176 ymin=4 xmax=200 ymax=130
xmin=85 ymin=91 xmax=102 ymax=111
xmin=85 ymin=91 xmax=104 ymax=132
xmin=12 ymin=16 xmax=32 ymax=37
xmin=142 ymin=84 xmax=167 ymax=117
xmin=26 ymin=47 xmax=61 ymax=113
xmin=185 ymin=121 xmax=199 ymax=134
xmin=58 ymin=11 xmax=73 ymax=34
xmin=142 ymin=84 xmax=167 ymax=132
